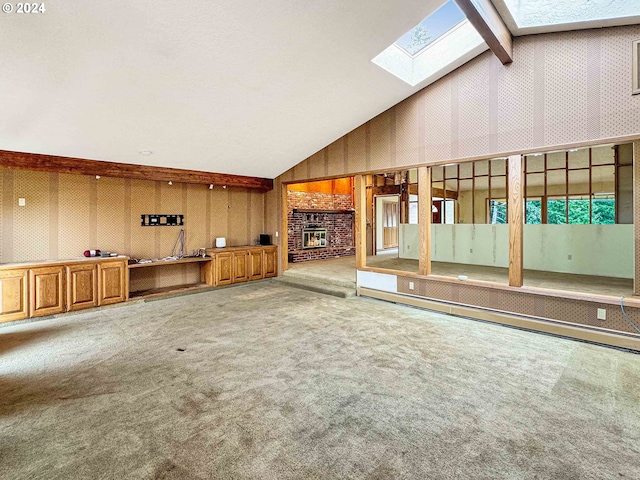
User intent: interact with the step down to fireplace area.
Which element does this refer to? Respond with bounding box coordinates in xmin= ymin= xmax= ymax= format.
xmin=274 ymin=272 xmax=356 ymax=299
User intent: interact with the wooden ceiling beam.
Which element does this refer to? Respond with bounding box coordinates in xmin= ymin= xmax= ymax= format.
xmin=454 ymin=0 xmax=513 ymax=65
xmin=0 ymin=150 xmax=273 ymax=192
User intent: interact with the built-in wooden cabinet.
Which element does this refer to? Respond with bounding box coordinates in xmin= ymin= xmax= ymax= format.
xmin=206 ymin=245 xmax=278 ymax=287
xmin=233 ymin=252 xmax=249 ymax=283
xmin=248 ymin=248 xmax=264 ymax=280
xmin=215 ymin=252 xmax=233 ymax=286
xmin=264 ymin=247 xmax=277 ymax=278
xmin=0 ymin=268 xmax=29 ymax=322
xmin=98 ymin=260 xmax=127 ymax=305
xmin=0 ymin=257 xmax=128 ymax=322
xmin=30 ymin=266 xmax=65 ymax=317
xmin=67 ymin=264 xmax=98 ymax=311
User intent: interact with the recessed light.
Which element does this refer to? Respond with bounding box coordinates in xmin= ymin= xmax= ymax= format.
xmin=139 ymin=150 xmax=153 ymax=156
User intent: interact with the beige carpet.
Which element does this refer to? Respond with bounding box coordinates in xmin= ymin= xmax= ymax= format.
xmin=1 ymin=281 xmax=639 ymax=479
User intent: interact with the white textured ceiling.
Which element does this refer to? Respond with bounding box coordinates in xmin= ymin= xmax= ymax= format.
xmin=0 ymin=0 xmax=444 ymax=179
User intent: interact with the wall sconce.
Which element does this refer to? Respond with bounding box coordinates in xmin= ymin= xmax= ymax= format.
xmin=209 ymin=184 xmax=214 ymax=190
xmin=168 ymin=181 xmax=173 ymax=186
xmin=95 ymin=175 xmax=100 ymax=180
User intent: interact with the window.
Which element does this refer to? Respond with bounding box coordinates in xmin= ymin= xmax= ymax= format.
xmin=525 ymin=146 xmax=618 ymax=224
xmin=488 ymin=199 xmax=507 ymax=224
xmin=409 ymin=194 xmax=418 ymax=224
xmin=525 ymin=199 xmax=542 ymax=224
xmin=394 ymin=1 xmax=466 ymax=56
xmin=499 ymin=0 xmax=640 ymax=29
xmin=371 ymin=1 xmax=486 ymax=86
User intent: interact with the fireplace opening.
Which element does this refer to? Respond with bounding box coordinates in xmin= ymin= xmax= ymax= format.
xmin=303 ymin=228 xmax=327 ymax=249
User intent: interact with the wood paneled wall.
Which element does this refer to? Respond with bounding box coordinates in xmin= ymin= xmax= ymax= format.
xmin=278 ymin=25 xmax=640 ymax=184
xmin=0 ymin=169 xmax=266 ymax=285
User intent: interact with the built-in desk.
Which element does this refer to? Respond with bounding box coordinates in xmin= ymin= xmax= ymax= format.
xmin=128 ymin=256 xmax=214 ymax=299
xmin=128 ymin=245 xmax=277 ymax=299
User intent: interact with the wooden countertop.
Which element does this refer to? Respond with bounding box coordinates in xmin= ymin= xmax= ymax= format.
xmin=128 ymin=256 xmax=212 ymax=269
xmin=0 ymin=255 xmax=129 ymax=270
xmin=205 ymin=245 xmax=277 ymax=253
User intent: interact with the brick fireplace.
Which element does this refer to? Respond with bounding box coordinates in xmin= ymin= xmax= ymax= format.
xmin=287 ymin=190 xmax=355 ymax=262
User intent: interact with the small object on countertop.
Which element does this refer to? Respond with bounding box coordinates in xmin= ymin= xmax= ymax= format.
xmin=215 ymin=237 xmax=226 ymax=248
xmin=84 ymin=249 xmax=101 ymax=257
xmin=176 ymin=348 xmax=186 ymax=352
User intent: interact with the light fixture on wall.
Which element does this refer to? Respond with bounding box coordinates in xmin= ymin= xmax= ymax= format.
xmin=223 ymin=185 xmax=227 ymax=189
xmin=168 ymin=181 xmax=173 ymax=186
xmin=95 ymin=175 xmax=100 ymax=180
xmin=209 ymin=184 xmax=214 ymax=190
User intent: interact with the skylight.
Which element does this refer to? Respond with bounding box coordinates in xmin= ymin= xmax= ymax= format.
xmin=372 ymin=1 xmax=487 ymax=87
xmin=394 ymin=1 xmax=466 ymax=56
xmin=501 ymin=0 xmax=640 ymax=28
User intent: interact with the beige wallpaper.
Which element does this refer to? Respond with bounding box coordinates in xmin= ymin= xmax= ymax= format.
xmin=278 ymin=25 xmax=640 ymax=183
xmin=0 ymin=168 xmax=266 ymax=269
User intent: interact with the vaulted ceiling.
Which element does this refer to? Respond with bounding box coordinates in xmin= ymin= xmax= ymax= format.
xmin=0 ymin=1 xmax=638 ymax=179
xmin=0 ymin=0 xmax=443 ymax=179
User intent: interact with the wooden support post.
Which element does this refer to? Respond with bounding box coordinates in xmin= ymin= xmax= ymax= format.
xmin=400 ymin=171 xmax=410 ymax=224
xmin=633 ymin=141 xmax=640 ymax=295
xmin=281 ymin=183 xmax=289 ymax=272
xmin=508 ymin=155 xmax=523 ymax=287
xmin=355 ymin=174 xmax=367 ymax=269
xmin=418 ymin=167 xmax=432 ymax=276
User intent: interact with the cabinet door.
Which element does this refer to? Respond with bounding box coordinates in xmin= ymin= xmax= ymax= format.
xmin=0 ymin=269 xmax=29 ymax=322
xmin=30 ymin=266 xmax=65 ymax=317
xmin=216 ymin=252 xmax=233 ymax=286
xmin=248 ymin=249 xmax=264 ymax=281
xmin=264 ymin=248 xmax=277 ymax=278
xmin=233 ymin=252 xmax=248 ymax=283
xmin=98 ymin=260 xmax=127 ymax=305
xmin=67 ymin=264 xmax=98 ymax=311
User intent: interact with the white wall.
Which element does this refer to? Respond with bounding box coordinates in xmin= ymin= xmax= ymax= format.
xmin=523 ymin=225 xmax=633 ymax=278
xmin=399 ymin=224 xmax=633 ymax=278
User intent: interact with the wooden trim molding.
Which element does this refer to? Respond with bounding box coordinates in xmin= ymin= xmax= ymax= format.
xmin=507 ymin=154 xmax=523 ymax=287
xmin=443 ymin=0 xmax=512 ymax=65
xmin=0 ymin=150 xmax=273 ymax=191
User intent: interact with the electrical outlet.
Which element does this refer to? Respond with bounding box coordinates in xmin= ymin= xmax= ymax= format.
xmin=597 ymin=308 xmax=606 ymax=321
xmin=18 ymin=198 xmax=25 ymax=206
xmin=470 ymin=248 xmax=473 ymax=253
xmin=568 ymin=254 xmax=572 ymax=260
xmin=409 ymin=281 xmax=415 ymax=290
